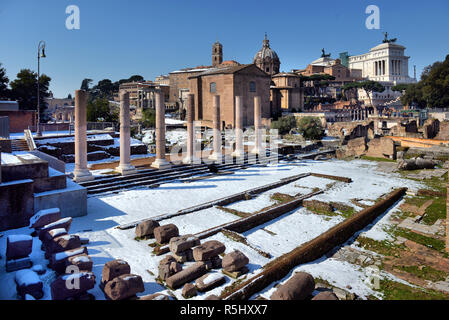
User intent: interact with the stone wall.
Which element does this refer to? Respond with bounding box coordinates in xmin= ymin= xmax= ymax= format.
xmin=365 ymin=137 xmax=396 ymax=159
xmin=423 ymin=119 xmax=440 ymax=139
xmin=436 ymin=121 xmax=449 ymax=140
xmin=327 ymin=121 xmax=374 ymax=143
xmin=0 ymin=180 xmax=34 ymax=231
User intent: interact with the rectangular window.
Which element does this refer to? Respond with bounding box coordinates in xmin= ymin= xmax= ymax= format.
xmin=210 ymin=82 xmax=216 ymax=93
xmin=249 ymin=81 xmax=256 ymax=92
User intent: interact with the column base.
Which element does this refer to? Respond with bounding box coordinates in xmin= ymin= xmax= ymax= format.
xmin=115 ymin=164 xmax=137 ymax=176
xmin=182 ymin=156 xmax=201 ymax=165
xmin=208 ymin=153 xmax=223 ymax=163
xmin=151 ymin=158 xmax=172 ymax=169
xmin=250 ymin=147 xmax=262 ymax=155
xmin=73 ymin=168 xmax=94 ymax=183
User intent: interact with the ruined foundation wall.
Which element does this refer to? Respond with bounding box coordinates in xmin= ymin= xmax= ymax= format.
xmin=221 ymin=188 xmax=407 ymax=300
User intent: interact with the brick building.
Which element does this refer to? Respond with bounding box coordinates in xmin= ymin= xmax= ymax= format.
xmin=188 ymin=64 xmax=272 ymax=129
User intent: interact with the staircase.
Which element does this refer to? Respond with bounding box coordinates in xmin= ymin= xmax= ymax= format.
xmin=11 ymin=139 xmax=30 ymax=152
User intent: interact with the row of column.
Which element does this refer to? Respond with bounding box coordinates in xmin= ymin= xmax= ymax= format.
xmin=350 ymin=109 xmax=369 ymax=121
xmin=374 ymin=60 xmax=386 ymax=76
xmin=73 ymin=90 xmax=264 ymax=182
xmin=73 ymin=89 xmax=138 ymax=182
xmin=183 ymin=94 xmax=263 ymax=163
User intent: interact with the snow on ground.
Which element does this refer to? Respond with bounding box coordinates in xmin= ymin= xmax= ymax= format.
xmin=0 ymin=159 xmax=424 ymax=300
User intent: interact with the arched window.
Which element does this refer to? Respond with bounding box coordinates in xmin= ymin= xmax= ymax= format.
xmin=210 ymin=82 xmax=216 ymax=93
xmin=249 ymin=81 xmax=256 ymax=92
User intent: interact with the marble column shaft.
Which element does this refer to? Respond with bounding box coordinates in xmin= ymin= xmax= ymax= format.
xmin=152 ymin=91 xmax=171 ymax=169
xmin=233 ymin=96 xmax=244 ymax=158
xmin=209 ymin=95 xmax=222 ymax=161
xmin=184 ymin=94 xmax=196 ymax=163
xmin=252 ymin=96 xmax=262 ymax=154
xmin=116 ymin=91 xmax=136 ymax=175
xmin=73 ymin=90 xmax=93 ymax=182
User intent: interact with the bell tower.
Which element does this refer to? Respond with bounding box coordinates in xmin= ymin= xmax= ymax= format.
xmin=212 ymin=41 xmax=223 ymax=67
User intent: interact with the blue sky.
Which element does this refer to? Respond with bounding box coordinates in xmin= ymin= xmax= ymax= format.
xmin=1 ymin=0 xmax=448 ymax=98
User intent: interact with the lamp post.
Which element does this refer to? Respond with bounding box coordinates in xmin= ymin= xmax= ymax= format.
xmin=36 ymin=40 xmax=46 ymax=137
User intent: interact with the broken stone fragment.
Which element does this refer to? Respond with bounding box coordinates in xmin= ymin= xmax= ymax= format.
xmin=222 ymin=250 xmax=249 ymax=272
xmin=29 ymin=208 xmax=61 ymax=230
xmin=6 ymin=235 xmax=33 ymax=260
xmin=135 ymin=219 xmax=160 ymax=238
xmin=101 ymin=259 xmax=131 ymax=286
xmin=66 ymin=254 xmax=93 ymax=272
xmin=192 ymin=240 xmax=225 ymax=261
xmin=270 ymin=272 xmax=315 ymax=300
xmin=182 ymin=283 xmax=197 ymax=298
xmin=51 ymin=272 xmax=96 ymax=300
xmin=165 ymin=262 xmax=207 ymax=289
xmin=45 ymin=234 xmax=81 ymax=258
xmin=154 ymin=224 xmax=179 ymax=244
xmin=195 ymin=273 xmax=226 ymax=292
xmin=104 ymin=274 xmax=145 ymax=300
xmin=38 ymin=217 xmax=72 ymax=241
xmin=15 ymin=269 xmax=43 ymax=300
xmin=169 ymin=234 xmax=200 ymax=254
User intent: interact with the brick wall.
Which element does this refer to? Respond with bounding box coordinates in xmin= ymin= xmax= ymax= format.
xmin=0 ymin=110 xmax=36 ymax=133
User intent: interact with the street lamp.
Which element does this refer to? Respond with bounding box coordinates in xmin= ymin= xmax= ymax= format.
xmin=36 ymin=40 xmax=46 ymax=137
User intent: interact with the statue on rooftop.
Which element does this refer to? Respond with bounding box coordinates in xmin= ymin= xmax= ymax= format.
xmin=321 ymin=48 xmax=331 ymax=58
xmin=383 ymin=32 xmax=397 ymax=43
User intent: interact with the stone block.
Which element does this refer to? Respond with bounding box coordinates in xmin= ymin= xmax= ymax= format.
xmin=154 ymin=224 xmax=179 ymax=244
xmin=270 ymin=272 xmax=315 ymax=300
xmin=104 ymin=274 xmax=145 ymax=300
xmin=165 ymin=262 xmax=207 ymax=289
xmin=169 ymin=235 xmax=200 ymax=254
xmin=101 ymin=259 xmax=131 ymax=287
xmin=222 ymin=250 xmax=249 ymax=272
xmin=195 ymin=273 xmax=226 ymax=292
xmin=193 ymin=240 xmax=226 ymax=261
xmin=6 ymin=235 xmax=33 ymax=260
xmin=135 ymin=219 xmax=159 ymax=238
xmin=29 ymin=208 xmax=61 ymax=230
xmin=51 ymin=272 xmax=96 ymax=300
xmin=15 ymin=269 xmax=43 ymax=299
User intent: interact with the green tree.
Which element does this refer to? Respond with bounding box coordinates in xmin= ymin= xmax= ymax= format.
xmin=358 ymin=80 xmax=385 ymax=107
xmin=270 ymin=115 xmax=297 ymax=135
xmin=9 ymin=69 xmax=51 ymax=119
xmin=342 ymin=82 xmax=359 ymax=101
xmin=86 ymin=97 xmax=116 ymax=122
xmin=401 ymin=55 xmax=449 ymax=108
xmin=0 ymin=63 xmax=10 ymax=99
xmin=297 ymin=116 xmax=324 ymax=140
xmin=80 ymin=78 xmax=93 ymax=91
xmin=392 ymin=84 xmax=410 ymax=92
xmin=127 ymin=75 xmax=144 ymax=83
xmin=142 ymin=108 xmax=156 ymax=128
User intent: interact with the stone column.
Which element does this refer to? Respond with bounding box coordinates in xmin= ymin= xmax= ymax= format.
xmin=116 ymin=91 xmax=137 ymax=175
xmin=209 ymin=95 xmax=222 ymax=162
xmin=232 ymin=96 xmax=244 ymax=158
xmin=251 ymin=96 xmax=263 ymax=154
xmin=73 ymin=90 xmax=93 ymax=182
xmin=183 ymin=94 xmax=197 ymax=164
xmin=151 ymin=91 xmax=171 ymax=169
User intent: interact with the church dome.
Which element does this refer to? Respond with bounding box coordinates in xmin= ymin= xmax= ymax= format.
xmin=253 ymin=34 xmax=280 ymax=62
xmin=253 ymin=33 xmax=280 ymax=75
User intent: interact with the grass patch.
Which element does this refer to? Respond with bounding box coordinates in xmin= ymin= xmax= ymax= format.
xmin=377 ymin=279 xmax=449 ymax=300
xmin=270 ymin=193 xmax=295 ymax=204
xmin=216 ymin=206 xmax=250 ymax=218
xmin=356 ymin=236 xmax=402 ymax=257
xmin=395 ymin=265 xmax=447 ymax=282
xmin=395 ymin=228 xmax=446 ymax=253
xmin=360 ymin=155 xmax=395 ymax=163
